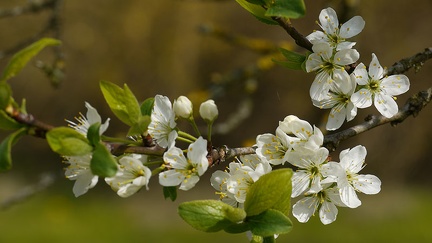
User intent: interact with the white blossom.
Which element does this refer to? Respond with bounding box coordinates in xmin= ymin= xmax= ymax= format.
xmin=64 ymin=154 xmax=98 ymax=197
xmin=278 ymin=115 xmax=324 ymax=151
xmin=148 ymin=95 xmax=178 ymax=148
xmin=159 ymin=137 xmax=208 ymax=190
xmin=105 ymin=154 xmax=152 ymax=198
xmin=307 ymin=7 xmax=365 ymax=50
xmin=351 ymin=54 xmax=410 ymax=118
xmin=256 ymin=127 xmax=293 ymax=165
xmin=173 ymin=96 xmax=193 ymax=119
xmin=67 ymin=102 xmax=110 ymax=135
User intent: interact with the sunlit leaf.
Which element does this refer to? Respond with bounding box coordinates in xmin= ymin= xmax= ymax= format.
xmin=248 ymin=209 xmax=293 ymax=237
xmin=235 ymin=0 xmax=278 ymax=25
xmin=178 ymin=200 xmax=247 ymax=232
xmin=140 ymin=97 xmax=154 ymax=116
xmin=0 ymin=82 xmax=12 ymax=109
xmin=0 ymin=38 xmax=61 ymax=82
xmin=90 ymin=142 xmax=118 ymax=177
xmin=265 ymin=0 xmax=306 ymax=19
xmin=0 ymin=127 xmax=27 ymax=171
xmin=46 ymin=127 xmax=93 ymax=156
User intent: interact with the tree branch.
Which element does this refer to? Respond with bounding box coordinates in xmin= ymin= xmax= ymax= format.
xmin=272 ymin=17 xmax=313 ymax=52
xmin=386 ymin=47 xmax=432 ymax=75
xmin=323 ymin=87 xmax=432 ymax=151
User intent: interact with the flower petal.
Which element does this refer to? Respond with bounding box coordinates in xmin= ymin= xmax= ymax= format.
xmin=369 ymin=53 xmax=384 ymax=80
xmin=291 ymin=171 xmax=311 ymax=198
xmin=72 ymin=171 xmax=98 ymax=197
xmin=374 ymin=92 xmax=399 ymax=118
xmin=351 ymin=63 xmax=369 ymax=85
xmin=334 ymin=49 xmax=360 ymax=66
xmin=187 ymin=137 xmax=208 ymax=175
xmin=339 ymin=16 xmax=365 ymax=38
xmin=319 ymin=200 xmax=338 ymax=225
xmin=340 ymin=185 xmax=362 ymax=208
xmin=306 ymin=31 xmax=327 ymax=44
xmin=381 ymin=75 xmax=410 ymax=96
xmin=179 ymin=175 xmax=200 ymax=191
xmin=353 ymin=174 xmax=381 ymax=195
xmin=351 ymin=88 xmax=373 ymax=108
xmin=158 ymin=170 xmax=183 ymax=187
xmin=339 ymin=145 xmax=367 ymax=173
xmin=319 ymin=7 xmax=339 ymax=35
xmin=292 ymin=196 xmax=319 ymax=223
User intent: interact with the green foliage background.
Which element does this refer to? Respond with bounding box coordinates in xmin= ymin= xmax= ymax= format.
xmin=0 ymin=0 xmax=432 ymax=242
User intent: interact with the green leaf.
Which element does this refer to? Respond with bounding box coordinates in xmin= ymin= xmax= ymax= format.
xmin=244 ymin=168 xmax=293 ymax=216
xmin=178 ymin=200 xmax=247 ymax=232
xmin=0 ymin=127 xmax=27 ymax=171
xmin=0 ymin=38 xmax=61 ymax=82
xmin=0 ymin=82 xmax=12 ymax=109
xmin=0 ymin=110 xmax=23 ymax=130
xmin=127 ymin=115 xmax=150 ymax=136
xmin=87 ymin=122 xmax=101 ymax=146
xmin=100 ymin=80 xmax=141 ymax=126
xmin=140 ymin=97 xmax=154 ymax=116
xmin=265 ymin=0 xmax=306 ymax=19
xmin=90 ymin=142 xmax=118 ymax=177
xmin=248 ymin=209 xmax=293 ymax=237
xmin=163 ymin=186 xmax=177 ymax=201
xmin=46 ymin=127 xmax=93 ymax=156
xmin=246 ymin=0 xmax=265 ymax=4
xmin=235 ymin=0 xmax=278 ymax=25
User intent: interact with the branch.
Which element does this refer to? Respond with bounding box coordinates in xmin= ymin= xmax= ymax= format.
xmin=323 ymin=87 xmax=432 ymax=151
xmin=386 ymin=47 xmax=432 ymax=75
xmin=272 ymin=17 xmax=313 ymax=52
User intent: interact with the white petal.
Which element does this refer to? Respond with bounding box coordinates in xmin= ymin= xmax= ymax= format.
xmin=381 ymin=75 xmax=410 ymax=96
xmin=305 ymin=53 xmax=323 ymax=73
xmin=117 ymin=184 xmax=141 ymax=198
xmin=319 ymin=200 xmax=338 ymax=225
xmin=163 ymin=147 xmax=188 ymax=169
xmin=187 ymin=137 xmax=208 ymax=175
xmin=319 ymin=7 xmax=339 ymax=35
xmin=369 ymin=54 xmax=384 ymax=80
xmin=72 ymin=171 xmax=98 ymax=197
xmin=374 ymin=93 xmax=399 ymax=118
xmin=84 ymin=102 xmax=102 ymax=124
xmin=312 ymin=42 xmax=333 ymax=60
xmin=336 ymin=41 xmax=356 ymax=51
xmin=351 ymin=63 xmax=369 ymax=85
xmin=346 ymin=102 xmax=357 ymax=121
xmin=334 ymin=49 xmax=360 ymax=65
xmin=353 ymin=174 xmax=381 ymax=194
xmin=292 ymin=196 xmax=319 ymax=223
xmin=306 ymin=31 xmax=327 ymax=43
xmin=326 ymin=105 xmax=346 ymax=131
xmin=179 ymin=175 xmax=200 ymax=191
xmin=291 ymin=171 xmax=311 ymax=198
xmin=339 ymin=145 xmax=367 ymax=173
xmin=340 ymin=185 xmax=362 ymax=208
xmin=310 ymin=72 xmax=333 ymax=102
xmin=339 ymin=16 xmax=365 ymax=38
xmin=351 ymin=89 xmax=373 ymax=108
xmin=158 ymin=170 xmax=183 ymax=187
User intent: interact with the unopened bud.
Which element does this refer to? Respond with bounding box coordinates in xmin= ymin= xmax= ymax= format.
xmin=173 ymin=96 xmax=193 ymax=119
xmin=199 ymin=99 xmax=218 ymax=123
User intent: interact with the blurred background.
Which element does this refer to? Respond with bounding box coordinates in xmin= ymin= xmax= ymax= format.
xmin=0 ymin=0 xmax=431 ymax=242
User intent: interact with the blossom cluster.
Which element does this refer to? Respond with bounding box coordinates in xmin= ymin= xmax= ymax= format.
xmin=306 ymin=7 xmax=410 ymax=130
xmin=255 ymin=115 xmax=381 ymax=224
xmin=63 ymin=95 xmax=218 ymax=197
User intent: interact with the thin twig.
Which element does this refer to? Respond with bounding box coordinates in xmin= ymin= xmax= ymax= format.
xmin=272 ymin=17 xmax=313 ymax=52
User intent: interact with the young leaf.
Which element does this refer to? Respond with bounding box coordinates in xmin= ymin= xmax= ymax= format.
xmin=86 ymin=122 xmax=101 ymax=147
xmin=0 ymin=110 xmax=23 ymax=130
xmin=127 ymin=115 xmax=150 ymax=136
xmin=90 ymin=142 xmax=118 ymax=177
xmin=0 ymin=38 xmax=61 ymax=82
xmin=140 ymin=97 xmax=155 ymax=116
xmin=178 ymin=200 xmax=247 ymax=232
xmin=244 ymin=168 xmax=293 ymax=216
xmin=0 ymin=82 xmax=12 ymax=109
xmin=235 ymin=0 xmax=278 ymax=25
xmin=99 ymin=80 xmax=141 ymax=126
xmin=265 ymin=0 xmax=306 ymax=19
xmin=163 ymin=186 xmax=177 ymax=201
xmin=248 ymin=209 xmax=293 ymax=237
xmin=46 ymin=127 xmax=93 ymax=156
xmin=0 ymin=127 xmax=27 ymax=171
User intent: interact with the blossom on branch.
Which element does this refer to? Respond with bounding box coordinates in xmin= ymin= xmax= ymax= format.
xmin=105 ymin=154 xmax=152 ymax=198
xmin=159 ymin=137 xmax=208 ymax=190
xmin=67 ymin=102 xmax=110 ymax=135
xmin=307 ymin=7 xmax=365 ymax=50
xmin=351 ymin=54 xmax=410 ymax=118
xmin=148 ymin=95 xmax=178 ymax=148
xmin=64 ymin=154 xmax=98 ymax=197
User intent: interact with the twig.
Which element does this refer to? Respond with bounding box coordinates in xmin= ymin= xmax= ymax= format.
xmin=386 ymin=47 xmax=432 ymax=75
xmin=272 ymin=17 xmax=313 ymax=52
xmin=323 ymin=87 xmax=432 ymax=151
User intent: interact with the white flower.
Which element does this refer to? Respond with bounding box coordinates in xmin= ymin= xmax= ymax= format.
xmin=148 ymin=95 xmax=178 ymax=148
xmin=331 ymin=145 xmax=381 ymax=208
xmin=307 ymin=7 xmax=365 ymax=50
xmin=199 ymin=99 xmax=218 ymax=122
xmin=278 ymin=115 xmax=324 ymax=151
xmin=159 ymin=137 xmax=208 ymax=190
xmin=211 ymin=155 xmax=272 ymax=205
xmin=292 ymin=183 xmax=346 ymax=225
xmin=256 ymin=127 xmax=293 ymax=165
xmin=313 ymin=75 xmax=357 ymax=130
xmin=288 ymin=147 xmax=330 ymax=197
xmin=173 ymin=96 xmax=193 ymax=119
xmin=306 ymin=42 xmax=359 ymax=101
xmin=67 ymin=102 xmax=110 ymax=135
xmin=64 ymin=154 xmax=98 ymax=197
xmin=105 ymin=154 xmax=152 ymax=198
xmin=350 ymin=54 xmax=410 ymax=118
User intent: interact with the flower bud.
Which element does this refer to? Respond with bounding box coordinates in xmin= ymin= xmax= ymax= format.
xmin=199 ymin=99 xmax=218 ymax=122
xmin=173 ymin=96 xmax=193 ymax=119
